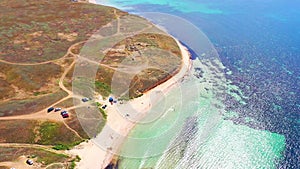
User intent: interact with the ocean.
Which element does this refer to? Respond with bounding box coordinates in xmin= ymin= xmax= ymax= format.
xmin=96 ymin=0 xmax=300 ymax=168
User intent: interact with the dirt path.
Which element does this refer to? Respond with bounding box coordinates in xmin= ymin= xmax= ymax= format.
xmin=0 ymin=10 xmax=179 ymax=168
xmin=59 ymin=60 xmax=76 ymax=95
xmin=0 ymin=143 xmax=70 ymax=156
xmin=0 ymin=41 xmax=85 ymax=66
xmin=0 ymin=41 xmax=88 ymax=142
xmin=115 ymin=9 xmax=121 ymax=34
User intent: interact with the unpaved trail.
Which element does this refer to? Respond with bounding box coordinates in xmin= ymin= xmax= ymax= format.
xmin=59 ymin=60 xmax=76 ymax=95
xmin=0 ymin=41 xmax=89 ymax=142
xmin=0 ymin=143 xmax=67 ymax=155
xmin=0 ymin=10 xmax=179 ymax=168
xmin=0 ymin=41 xmax=86 ymax=66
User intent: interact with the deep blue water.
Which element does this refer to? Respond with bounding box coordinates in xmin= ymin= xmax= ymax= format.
xmin=98 ymin=0 xmax=300 ymax=168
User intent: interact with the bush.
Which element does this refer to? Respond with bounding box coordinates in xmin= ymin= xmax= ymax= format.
xmin=99 ymin=105 xmax=107 ymax=120
xmin=53 ymin=144 xmax=70 ymax=150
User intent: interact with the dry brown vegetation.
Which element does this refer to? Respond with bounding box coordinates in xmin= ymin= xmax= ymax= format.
xmin=0 ymin=0 xmax=126 ymax=63
xmin=35 ymin=121 xmax=83 ymax=146
xmin=0 ymin=119 xmax=82 ymax=146
xmin=0 ymin=62 xmax=62 ymax=99
xmin=0 ymin=0 xmax=183 ymax=167
xmin=0 ymin=0 xmax=129 ymax=167
xmin=0 ymin=90 xmax=67 ymax=117
xmin=0 ymin=120 xmax=36 ymax=143
xmin=65 ymin=110 xmax=90 ymax=139
xmin=100 ymin=33 xmax=182 ymax=98
xmin=0 ymin=147 xmax=70 ymax=167
xmin=102 ymin=33 xmax=181 ymax=65
xmin=54 ymin=97 xmax=76 ymax=108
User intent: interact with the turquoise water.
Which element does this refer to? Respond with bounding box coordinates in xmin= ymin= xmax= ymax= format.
xmin=94 ymin=0 xmax=300 ymax=168
xmin=99 ymin=0 xmax=223 ymax=14
xmin=116 ymin=59 xmax=285 ymax=168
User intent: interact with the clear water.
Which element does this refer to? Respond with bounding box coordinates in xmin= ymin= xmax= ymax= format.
xmin=96 ymin=0 xmax=300 ymax=168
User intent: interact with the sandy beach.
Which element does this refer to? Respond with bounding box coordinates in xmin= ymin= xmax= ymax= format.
xmin=88 ymin=0 xmax=97 ymax=4
xmin=69 ymin=39 xmax=192 ymax=169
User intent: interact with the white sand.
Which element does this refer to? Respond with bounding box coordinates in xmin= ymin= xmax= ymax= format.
xmin=88 ymin=0 xmax=97 ymax=4
xmin=69 ymin=40 xmax=192 ymax=169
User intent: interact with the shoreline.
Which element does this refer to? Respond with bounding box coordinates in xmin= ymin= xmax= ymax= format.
xmin=70 ymin=39 xmax=192 ymax=169
xmin=88 ymin=0 xmax=97 ymax=4
xmin=109 ymin=39 xmax=192 ymax=166
xmin=70 ymin=1 xmax=193 ymax=168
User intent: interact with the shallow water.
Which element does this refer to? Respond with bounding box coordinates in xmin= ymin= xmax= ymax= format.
xmin=117 ymin=58 xmax=285 ymax=169
xmin=96 ymin=0 xmax=299 ymax=168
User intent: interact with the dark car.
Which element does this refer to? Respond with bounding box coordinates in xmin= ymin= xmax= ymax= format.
xmin=26 ymin=159 xmax=33 ymax=165
xmin=82 ymin=97 xmax=90 ymax=102
xmin=61 ymin=111 xmax=67 ymax=115
xmin=62 ymin=114 xmax=69 ymax=118
xmin=54 ymin=108 xmax=62 ymax=112
xmin=47 ymin=107 xmax=54 ymax=113
xmin=102 ymin=105 xmax=107 ymax=109
xmin=61 ymin=111 xmax=69 ymax=118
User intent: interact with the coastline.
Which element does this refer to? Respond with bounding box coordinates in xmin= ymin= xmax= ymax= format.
xmin=70 ymin=38 xmax=192 ymax=168
xmin=88 ymin=0 xmax=97 ymax=4
xmin=69 ymin=1 xmax=192 ymax=168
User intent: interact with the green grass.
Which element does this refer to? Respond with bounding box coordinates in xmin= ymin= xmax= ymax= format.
xmin=39 ymin=122 xmax=60 ymax=145
xmin=36 ymin=149 xmax=69 ymax=165
xmin=0 ymin=147 xmax=70 ymax=167
xmin=69 ymin=161 xmax=76 ymax=169
xmin=33 ymin=91 xmax=48 ymax=96
xmin=52 ymin=140 xmax=83 ymax=151
xmin=69 ymin=155 xmax=81 ymax=169
xmin=37 ymin=121 xmax=84 ymax=148
xmin=99 ymin=106 xmax=107 ymax=120
xmin=52 ymin=144 xmax=70 ymax=150
xmin=95 ymin=81 xmax=111 ymax=98
xmin=95 ymin=102 xmax=107 ymax=120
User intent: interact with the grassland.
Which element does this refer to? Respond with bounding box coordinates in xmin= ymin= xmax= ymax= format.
xmin=0 ymin=89 xmax=68 ymax=117
xmin=0 ymin=0 xmax=128 ymax=167
xmin=70 ymin=106 xmax=106 ymax=138
xmin=0 ymin=120 xmax=83 ymax=146
xmin=0 ymin=120 xmax=36 ymax=143
xmin=36 ymin=121 xmax=83 ymax=146
xmin=100 ymin=33 xmax=182 ymax=98
xmin=54 ymin=97 xmax=76 ymax=108
xmin=0 ymin=0 xmax=126 ymax=63
xmin=0 ymin=62 xmax=63 ymax=100
xmin=0 ymin=147 xmax=71 ymax=167
xmin=65 ymin=109 xmax=90 ymax=139
xmin=0 ymin=79 xmax=14 ymax=100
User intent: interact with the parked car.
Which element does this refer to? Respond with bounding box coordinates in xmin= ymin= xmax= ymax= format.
xmin=102 ymin=105 xmax=107 ymax=109
xmin=54 ymin=108 xmax=62 ymax=112
xmin=82 ymin=97 xmax=90 ymax=102
xmin=61 ymin=111 xmax=67 ymax=115
xmin=26 ymin=159 xmax=33 ymax=165
xmin=47 ymin=107 xmax=54 ymax=113
xmin=61 ymin=111 xmax=69 ymax=118
xmin=62 ymin=113 xmax=69 ymax=118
